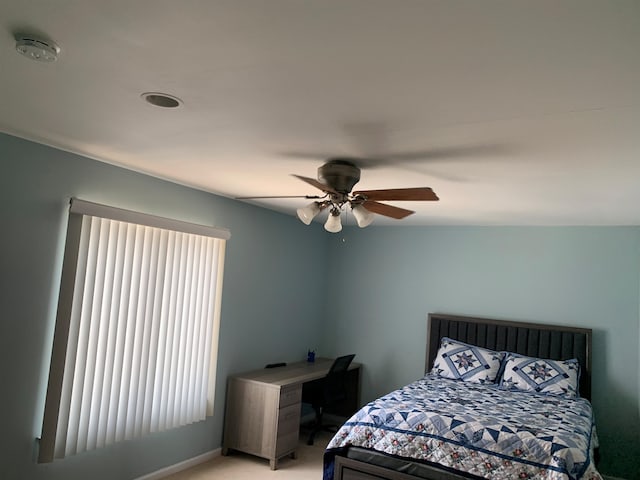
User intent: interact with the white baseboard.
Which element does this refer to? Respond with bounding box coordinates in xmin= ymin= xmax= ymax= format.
xmin=135 ymin=448 xmax=221 ymax=480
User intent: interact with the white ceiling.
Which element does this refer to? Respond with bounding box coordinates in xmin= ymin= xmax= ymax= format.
xmin=2 ymin=0 xmax=640 ymax=226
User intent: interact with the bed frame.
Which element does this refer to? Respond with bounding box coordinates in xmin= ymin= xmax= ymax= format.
xmin=332 ymin=313 xmax=593 ymax=480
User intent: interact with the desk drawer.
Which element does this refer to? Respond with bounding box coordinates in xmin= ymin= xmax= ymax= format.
xmin=276 ymin=430 xmax=299 ymax=457
xmin=279 ymin=384 xmax=302 ymax=407
xmin=277 ymin=403 xmax=301 ymax=434
xmin=276 ymin=403 xmax=301 ymax=455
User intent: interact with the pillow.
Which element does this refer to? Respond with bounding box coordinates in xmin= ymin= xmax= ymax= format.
xmin=499 ymin=353 xmax=580 ymax=397
xmin=431 ymin=337 xmax=505 ymax=384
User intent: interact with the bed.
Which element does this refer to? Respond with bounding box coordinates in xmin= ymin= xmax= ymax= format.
xmin=324 ymin=313 xmax=602 ymax=480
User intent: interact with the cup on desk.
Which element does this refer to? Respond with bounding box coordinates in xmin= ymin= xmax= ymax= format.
xmin=307 ymin=349 xmax=315 ymax=363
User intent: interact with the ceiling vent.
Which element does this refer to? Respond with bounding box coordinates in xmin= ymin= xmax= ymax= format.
xmin=141 ymin=92 xmax=183 ymax=108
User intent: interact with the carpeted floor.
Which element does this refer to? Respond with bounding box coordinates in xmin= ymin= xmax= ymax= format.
xmin=163 ymin=430 xmax=333 ymax=479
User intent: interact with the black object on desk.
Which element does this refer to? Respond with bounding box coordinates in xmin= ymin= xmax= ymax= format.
xmin=265 ymin=362 xmax=287 ymax=368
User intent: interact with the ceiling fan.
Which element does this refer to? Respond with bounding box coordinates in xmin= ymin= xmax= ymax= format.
xmin=239 ymin=158 xmax=439 ymax=233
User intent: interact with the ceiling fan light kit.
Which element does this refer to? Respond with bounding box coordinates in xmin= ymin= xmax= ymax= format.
xmin=296 ymin=201 xmax=323 ymax=225
xmin=324 ymin=208 xmax=343 ymax=233
xmin=243 ymin=158 xmax=439 ymax=233
xmin=351 ymin=203 xmax=375 ymax=228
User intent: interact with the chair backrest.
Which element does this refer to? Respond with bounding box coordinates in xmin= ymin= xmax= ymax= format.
xmin=328 ymin=354 xmax=355 ymax=375
xmin=324 ymin=354 xmax=356 ymax=403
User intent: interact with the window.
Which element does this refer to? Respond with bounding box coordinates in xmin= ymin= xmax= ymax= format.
xmin=39 ymin=199 xmax=230 ymax=462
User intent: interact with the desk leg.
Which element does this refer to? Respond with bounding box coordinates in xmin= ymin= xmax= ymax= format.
xmin=291 ymin=451 xmax=298 ymax=459
xmin=270 ymin=459 xmax=278 ymax=470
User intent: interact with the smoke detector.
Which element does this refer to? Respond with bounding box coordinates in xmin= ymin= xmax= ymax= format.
xmin=15 ymin=34 xmax=60 ymax=62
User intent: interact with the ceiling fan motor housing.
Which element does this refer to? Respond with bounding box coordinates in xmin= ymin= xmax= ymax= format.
xmin=318 ymin=159 xmax=361 ymax=193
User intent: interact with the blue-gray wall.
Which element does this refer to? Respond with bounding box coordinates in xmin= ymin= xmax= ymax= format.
xmin=0 ymin=133 xmax=329 ymax=480
xmin=321 ymin=227 xmax=640 ymax=478
xmin=1 ymin=132 xmax=639 ymax=479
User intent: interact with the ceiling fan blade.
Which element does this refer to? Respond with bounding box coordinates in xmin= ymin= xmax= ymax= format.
xmin=283 ymin=144 xmax=512 ymax=169
xmin=292 ymin=174 xmax=338 ymax=194
xmin=354 ymin=187 xmax=439 ymax=201
xmin=236 ymin=194 xmax=323 ymax=199
xmin=384 ymin=144 xmax=513 ymax=162
xmin=362 ymin=201 xmax=414 ymax=219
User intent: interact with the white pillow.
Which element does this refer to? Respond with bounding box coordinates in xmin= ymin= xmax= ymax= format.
xmin=431 ymin=337 xmax=505 ymax=384
xmin=499 ymin=353 xmax=580 ymax=397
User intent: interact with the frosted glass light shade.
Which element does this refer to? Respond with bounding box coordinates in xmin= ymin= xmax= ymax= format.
xmin=352 ymin=204 xmax=374 ymax=228
xmin=296 ymin=202 xmax=321 ymax=225
xmin=324 ymin=211 xmax=342 ymax=233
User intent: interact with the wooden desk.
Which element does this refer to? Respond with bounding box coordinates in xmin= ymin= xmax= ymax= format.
xmin=222 ymin=358 xmax=361 ymax=469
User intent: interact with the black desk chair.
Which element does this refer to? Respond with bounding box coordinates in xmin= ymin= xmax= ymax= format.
xmin=301 ymin=354 xmax=356 ymax=445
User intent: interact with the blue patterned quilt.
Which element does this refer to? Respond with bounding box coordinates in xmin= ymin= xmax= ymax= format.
xmin=324 ymin=375 xmax=602 ymax=480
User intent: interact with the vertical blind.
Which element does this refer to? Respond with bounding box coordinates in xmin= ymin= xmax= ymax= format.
xmin=39 ymin=200 xmax=229 ymax=462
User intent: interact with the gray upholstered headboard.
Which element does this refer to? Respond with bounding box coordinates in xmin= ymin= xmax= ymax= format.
xmin=425 ymin=313 xmax=592 ymax=400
